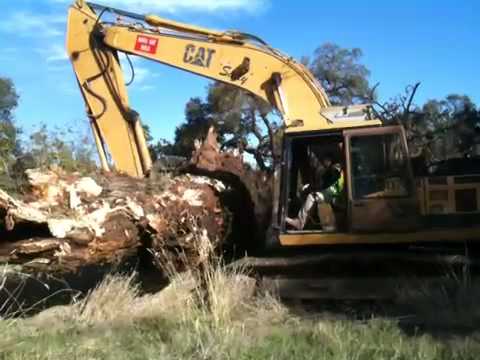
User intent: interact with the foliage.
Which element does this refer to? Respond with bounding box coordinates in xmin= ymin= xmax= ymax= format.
xmin=0 ymin=119 xmax=21 ymax=173
xmin=303 ymin=42 xmax=372 ymax=105
xmin=0 ymin=78 xmax=20 ymax=161
xmin=142 ymin=124 xmax=154 ymax=144
xmin=0 ymin=77 xmax=22 ymax=191
xmin=150 ymin=98 xmax=215 ymax=160
xmin=417 ymin=95 xmax=479 ymax=161
xmin=372 ymin=82 xmax=480 ymax=164
xmin=0 ymin=77 xmax=18 ymax=121
xmin=174 ymin=97 xmax=216 ymax=157
xmin=207 ymin=82 xmax=280 ymax=172
xmin=27 ymin=124 xmax=97 ymax=173
xmin=150 ymin=83 xmax=281 ymax=172
xmin=0 ymin=76 xmax=98 ymax=193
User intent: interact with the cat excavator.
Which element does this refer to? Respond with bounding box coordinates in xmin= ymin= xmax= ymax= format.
xmin=66 ymin=0 xmax=480 ymax=256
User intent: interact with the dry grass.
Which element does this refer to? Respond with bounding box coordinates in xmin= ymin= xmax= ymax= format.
xmin=20 ymin=257 xmax=268 ymax=326
xmin=72 ymin=273 xmax=140 ymax=324
xmin=388 ymin=261 xmax=480 ymax=333
xmin=0 ymin=262 xmax=480 ymax=360
xmin=1 ymin=254 xmax=480 ymax=359
xmin=0 ymin=264 xmax=74 ymax=318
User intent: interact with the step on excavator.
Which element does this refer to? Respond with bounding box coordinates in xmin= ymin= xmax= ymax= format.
xmin=67 ymin=1 xmax=480 ymax=299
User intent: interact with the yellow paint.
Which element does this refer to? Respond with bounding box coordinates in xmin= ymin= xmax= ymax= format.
xmin=66 ymin=2 xmax=478 ymax=249
xmin=66 ymin=4 xmax=146 ymax=176
xmin=67 ymin=1 xmax=380 ymax=177
xmin=417 ymin=176 xmax=480 ymax=215
xmin=280 ymin=227 xmax=480 ymax=246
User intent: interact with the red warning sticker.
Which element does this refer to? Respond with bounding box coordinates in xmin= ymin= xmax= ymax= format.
xmin=134 ymin=35 xmax=158 ymax=54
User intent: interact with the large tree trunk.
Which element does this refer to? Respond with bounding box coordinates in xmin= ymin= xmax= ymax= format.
xmin=0 ymin=127 xmax=272 ymax=275
xmin=0 ymin=168 xmax=227 ymax=274
xmin=188 ymin=127 xmax=273 ymax=252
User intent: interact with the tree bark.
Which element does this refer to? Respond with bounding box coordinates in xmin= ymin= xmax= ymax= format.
xmin=188 ymin=127 xmax=273 ymax=251
xmin=0 ymin=166 xmax=227 ymax=274
xmin=0 ymin=128 xmax=273 ymax=274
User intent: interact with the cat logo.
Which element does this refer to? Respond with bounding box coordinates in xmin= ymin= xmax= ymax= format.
xmin=183 ymin=44 xmax=215 ymax=68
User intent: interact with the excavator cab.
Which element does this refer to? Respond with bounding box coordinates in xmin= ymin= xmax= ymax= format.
xmin=280 ymin=125 xmax=420 ymax=241
xmin=344 ymin=126 xmax=419 ymax=233
xmin=67 ymin=1 xmax=480 ymax=249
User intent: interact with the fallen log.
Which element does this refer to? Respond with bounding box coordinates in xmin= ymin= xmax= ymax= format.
xmin=188 ymin=127 xmax=273 ymax=252
xmin=0 ymin=167 xmax=228 ymax=273
xmin=0 ymin=128 xmax=272 ymax=275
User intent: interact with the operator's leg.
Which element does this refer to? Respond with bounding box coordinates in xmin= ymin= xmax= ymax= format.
xmin=297 ymin=192 xmax=319 ymax=229
xmin=319 ymin=187 xmax=334 ymax=204
xmin=286 ymin=192 xmax=320 ymax=230
xmin=316 ymin=187 xmax=336 ymax=231
xmin=286 ymin=188 xmax=337 ymax=231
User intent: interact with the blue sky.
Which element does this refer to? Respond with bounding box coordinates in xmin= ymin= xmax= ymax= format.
xmin=0 ymin=0 xmax=478 ymax=143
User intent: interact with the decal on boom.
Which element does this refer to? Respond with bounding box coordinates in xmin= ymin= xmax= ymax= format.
xmin=135 ymin=35 xmax=159 ymax=54
xmin=183 ymin=44 xmax=215 ymax=68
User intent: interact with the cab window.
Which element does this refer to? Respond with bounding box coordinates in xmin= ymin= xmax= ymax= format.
xmin=350 ymin=133 xmax=411 ymax=199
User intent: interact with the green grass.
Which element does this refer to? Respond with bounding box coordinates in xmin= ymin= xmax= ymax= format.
xmin=2 ymin=312 xmax=478 ymax=360
xmin=1 ymin=265 xmax=479 ymax=359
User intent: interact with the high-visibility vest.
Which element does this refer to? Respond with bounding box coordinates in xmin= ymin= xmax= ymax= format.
xmin=329 ymin=165 xmax=344 ymax=197
xmin=334 ymin=170 xmax=344 ymax=196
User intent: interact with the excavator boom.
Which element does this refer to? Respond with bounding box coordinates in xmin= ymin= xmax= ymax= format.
xmin=65 ymin=0 xmax=480 ymax=258
xmin=67 ymin=0 xmax=380 ymax=177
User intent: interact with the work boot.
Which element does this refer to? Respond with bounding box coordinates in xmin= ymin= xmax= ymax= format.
xmin=285 ymin=217 xmax=303 ymax=230
xmin=322 ymin=225 xmax=336 ymax=232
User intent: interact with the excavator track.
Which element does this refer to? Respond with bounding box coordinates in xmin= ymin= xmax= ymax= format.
xmin=231 ymin=246 xmax=479 ymax=300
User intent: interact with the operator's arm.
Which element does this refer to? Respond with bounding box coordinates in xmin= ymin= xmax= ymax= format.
xmin=322 ymin=164 xmax=342 ymax=190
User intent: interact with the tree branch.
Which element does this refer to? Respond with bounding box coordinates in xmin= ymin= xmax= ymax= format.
xmin=258 ymin=112 xmax=276 ymax=165
xmin=368 ymin=82 xmax=380 ymax=102
xmin=403 ymin=82 xmax=421 ymax=121
xmin=244 ymin=146 xmax=268 ymax=171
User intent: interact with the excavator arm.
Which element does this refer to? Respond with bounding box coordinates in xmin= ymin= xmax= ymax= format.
xmin=67 ymin=0 xmax=379 ymax=177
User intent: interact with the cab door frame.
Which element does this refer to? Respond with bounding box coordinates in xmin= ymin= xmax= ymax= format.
xmin=278 ymin=130 xmax=343 ymax=234
xmin=343 ymin=125 xmax=420 ymax=233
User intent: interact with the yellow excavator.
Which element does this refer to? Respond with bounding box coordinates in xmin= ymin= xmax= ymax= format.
xmin=66 ymin=0 xmax=480 ymax=252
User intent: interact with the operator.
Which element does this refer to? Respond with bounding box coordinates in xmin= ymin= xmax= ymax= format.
xmin=286 ymin=152 xmax=344 ymax=231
